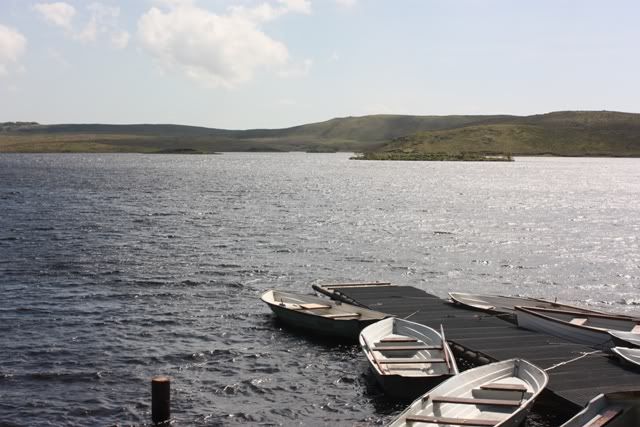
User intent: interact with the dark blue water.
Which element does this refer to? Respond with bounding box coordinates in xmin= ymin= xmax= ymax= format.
xmin=1 ymin=153 xmax=639 ymax=426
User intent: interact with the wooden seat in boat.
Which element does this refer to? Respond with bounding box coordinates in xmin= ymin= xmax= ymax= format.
xmin=379 ymin=358 xmax=445 ymax=364
xmin=298 ymin=303 xmax=331 ymax=310
xmin=479 ymin=382 xmax=527 ymax=392
xmin=378 ymin=337 xmax=418 ymax=343
xmin=431 ymin=395 xmax=521 ymax=407
xmin=405 ymin=414 xmax=498 ymax=426
xmin=584 ymin=407 xmax=623 ymax=427
xmin=570 ymin=318 xmax=588 ymax=325
xmin=322 ymin=312 xmax=361 ymax=318
xmin=372 ymin=345 xmax=441 ymax=351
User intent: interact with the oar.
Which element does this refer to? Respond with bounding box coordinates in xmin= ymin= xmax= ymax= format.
xmin=440 ymin=324 xmax=452 ymax=372
xmin=361 ymin=334 xmax=387 ymax=374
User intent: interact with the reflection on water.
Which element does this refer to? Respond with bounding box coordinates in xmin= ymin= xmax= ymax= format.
xmin=1 ymin=153 xmax=638 ymax=425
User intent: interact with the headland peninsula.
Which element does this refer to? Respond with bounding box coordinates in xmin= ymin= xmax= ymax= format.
xmin=2 ymin=110 xmax=640 ymax=159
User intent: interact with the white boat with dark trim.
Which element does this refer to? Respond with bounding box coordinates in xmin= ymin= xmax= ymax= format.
xmin=260 ymin=289 xmax=387 ymax=341
xmin=515 ymin=306 xmax=640 ymax=349
xmin=609 ymin=330 xmax=640 ymax=348
xmin=611 ymin=347 xmax=640 ymax=369
xmin=359 ymin=317 xmax=458 ymax=401
xmin=561 ymin=390 xmax=640 ymax=427
xmin=449 ymin=292 xmax=608 ymax=316
xmin=388 ymin=358 xmax=548 ymax=427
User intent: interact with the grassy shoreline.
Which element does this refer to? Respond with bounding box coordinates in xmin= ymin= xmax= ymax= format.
xmin=351 ymin=152 xmax=513 ymax=161
xmin=3 ymin=111 xmax=640 ymax=156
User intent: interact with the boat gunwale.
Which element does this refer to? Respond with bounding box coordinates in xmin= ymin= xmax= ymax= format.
xmin=260 ymin=290 xmax=386 ymax=321
xmin=449 ymin=292 xmax=619 ymax=317
xmin=360 ymin=318 xmax=458 ymax=378
xmin=609 ymin=330 xmax=640 ymax=347
xmin=611 ymin=347 xmax=640 ymax=367
xmin=514 ymin=306 xmax=639 ymax=337
xmin=560 ymin=390 xmax=640 ymax=427
xmin=389 ymin=358 xmax=549 ymax=427
xmin=515 ymin=305 xmax=639 ymax=325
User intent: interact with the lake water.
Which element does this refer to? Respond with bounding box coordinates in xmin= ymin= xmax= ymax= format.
xmin=1 ymin=153 xmax=639 ymax=426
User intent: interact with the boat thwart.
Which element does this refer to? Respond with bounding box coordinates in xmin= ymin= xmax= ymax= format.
xmin=359 ymin=317 xmax=458 ymax=401
xmin=388 ymin=358 xmax=549 ymax=427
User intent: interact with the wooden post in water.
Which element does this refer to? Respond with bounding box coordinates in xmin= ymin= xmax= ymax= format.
xmin=151 ymin=375 xmax=170 ymax=425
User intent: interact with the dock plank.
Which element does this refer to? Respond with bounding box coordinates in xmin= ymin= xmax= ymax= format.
xmin=334 ymin=285 xmax=640 ymax=408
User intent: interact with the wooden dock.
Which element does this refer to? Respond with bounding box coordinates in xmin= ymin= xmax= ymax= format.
xmin=326 ymin=284 xmax=640 ymax=409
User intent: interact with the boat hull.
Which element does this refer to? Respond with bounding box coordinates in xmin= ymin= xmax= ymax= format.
xmin=388 ymin=359 xmax=548 ymax=427
xmin=612 ymin=347 xmax=640 ymax=369
xmin=561 ymin=390 xmax=640 ymax=427
xmin=449 ymin=292 xmax=607 ymax=317
xmin=371 ymin=369 xmax=452 ymax=401
xmin=360 ymin=318 xmax=458 ymax=401
xmin=609 ymin=331 xmax=640 ymax=348
xmin=515 ymin=308 xmax=614 ymax=349
xmin=267 ymin=302 xmax=378 ymax=341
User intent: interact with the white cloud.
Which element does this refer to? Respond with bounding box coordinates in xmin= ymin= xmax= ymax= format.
xmin=75 ymin=3 xmax=120 ymax=43
xmin=34 ymin=2 xmax=129 ymax=49
xmin=110 ymin=30 xmax=130 ymax=49
xmin=34 ymin=2 xmax=76 ymax=30
xmin=229 ymin=0 xmax=310 ymax=23
xmin=0 ymin=24 xmax=27 ymax=76
xmin=138 ymin=1 xmax=310 ymax=88
xmin=335 ymin=0 xmax=357 ymax=7
xmin=279 ymin=0 xmax=311 ymax=14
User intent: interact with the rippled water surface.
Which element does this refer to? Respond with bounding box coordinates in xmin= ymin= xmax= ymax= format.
xmin=1 ymin=153 xmax=639 ymax=426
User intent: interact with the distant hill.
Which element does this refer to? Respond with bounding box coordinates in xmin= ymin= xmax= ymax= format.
xmin=369 ymin=111 xmax=640 ymax=158
xmin=2 ymin=111 xmax=640 ymax=156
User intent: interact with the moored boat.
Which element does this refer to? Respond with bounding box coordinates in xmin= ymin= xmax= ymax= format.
xmin=609 ymin=330 xmax=640 ymax=348
xmin=561 ymin=390 xmax=640 ymax=427
xmin=260 ymin=289 xmax=387 ymax=341
xmin=359 ymin=317 xmax=458 ymax=401
xmin=611 ymin=347 xmax=640 ymax=369
xmin=515 ymin=306 xmax=640 ymax=350
xmin=388 ymin=358 xmax=548 ymax=427
xmin=449 ymin=292 xmax=608 ymax=317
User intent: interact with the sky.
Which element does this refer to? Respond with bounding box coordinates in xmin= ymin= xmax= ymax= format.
xmin=0 ymin=0 xmax=639 ymax=129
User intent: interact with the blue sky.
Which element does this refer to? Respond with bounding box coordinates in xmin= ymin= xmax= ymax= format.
xmin=0 ymin=0 xmax=639 ymax=129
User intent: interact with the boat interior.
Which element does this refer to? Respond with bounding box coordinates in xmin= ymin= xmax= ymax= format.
xmin=579 ymin=392 xmax=640 ymax=427
xmin=405 ymin=378 xmax=532 ymax=426
xmin=527 ymin=307 xmax=640 ymax=331
xmin=268 ymin=290 xmax=385 ymax=320
xmin=362 ymin=320 xmax=457 ymax=377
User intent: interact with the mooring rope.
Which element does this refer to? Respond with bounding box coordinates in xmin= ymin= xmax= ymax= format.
xmin=544 ymin=350 xmax=602 ymax=372
xmin=403 ymin=309 xmax=421 ymax=320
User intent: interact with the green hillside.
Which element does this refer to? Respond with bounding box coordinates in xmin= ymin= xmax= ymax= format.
xmin=2 ymin=111 xmax=640 ymax=156
xmin=359 ymin=111 xmax=640 ymax=159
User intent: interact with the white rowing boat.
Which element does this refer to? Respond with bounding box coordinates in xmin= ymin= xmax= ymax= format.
xmin=515 ymin=306 xmax=640 ymax=350
xmin=561 ymin=390 xmax=640 ymax=427
xmin=449 ymin=292 xmax=607 ymax=316
xmin=388 ymin=358 xmax=548 ymax=427
xmin=609 ymin=330 xmax=640 ymax=348
xmin=359 ymin=317 xmax=458 ymax=401
xmin=611 ymin=347 xmax=640 ymax=369
xmin=260 ymin=289 xmax=387 ymax=341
